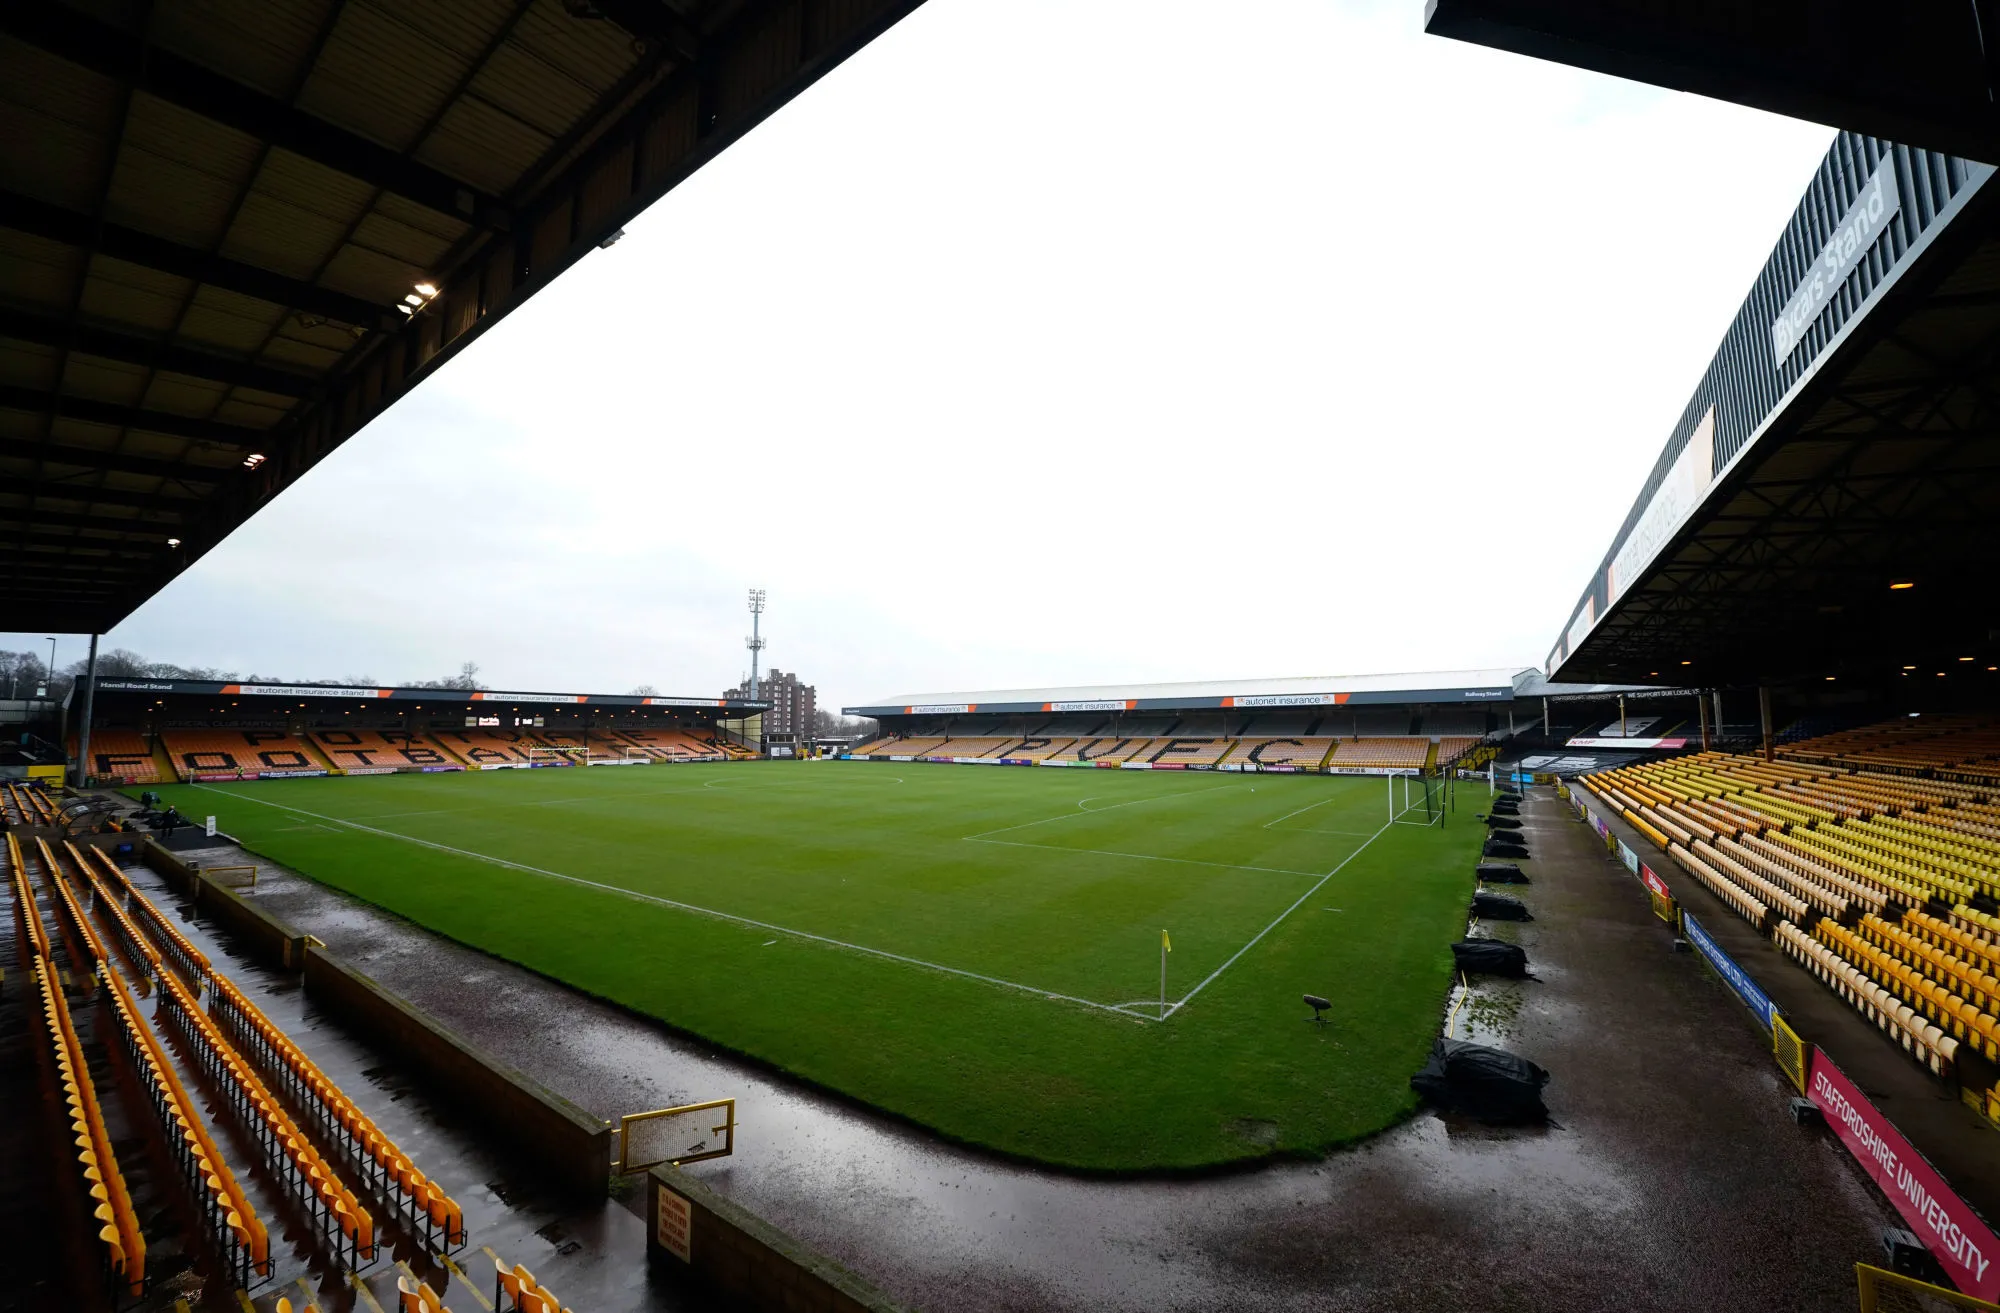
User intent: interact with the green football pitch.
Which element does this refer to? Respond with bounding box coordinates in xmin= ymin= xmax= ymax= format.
xmin=143 ymin=761 xmax=1487 ymax=1169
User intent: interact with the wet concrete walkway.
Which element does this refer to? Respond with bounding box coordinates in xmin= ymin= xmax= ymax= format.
xmin=129 ymin=784 xmax=1908 ymax=1310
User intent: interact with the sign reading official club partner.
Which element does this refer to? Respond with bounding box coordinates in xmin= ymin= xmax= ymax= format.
xmin=1770 ymin=153 xmax=1900 ymax=364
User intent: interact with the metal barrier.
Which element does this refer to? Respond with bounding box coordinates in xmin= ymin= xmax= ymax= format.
xmin=205 ymin=863 xmax=258 ymax=889
xmin=1856 ymin=1263 xmax=2000 ymax=1312
xmin=618 ymin=1099 xmax=736 ymax=1173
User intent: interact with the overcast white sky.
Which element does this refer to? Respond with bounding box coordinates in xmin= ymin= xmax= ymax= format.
xmin=8 ymin=0 xmax=1838 ymax=709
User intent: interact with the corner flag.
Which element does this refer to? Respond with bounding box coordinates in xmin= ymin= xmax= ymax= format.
xmin=1162 ymin=929 xmax=1171 ymax=952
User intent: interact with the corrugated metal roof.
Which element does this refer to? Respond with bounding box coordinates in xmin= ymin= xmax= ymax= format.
xmin=1 ymin=0 xmax=930 ymax=632
xmin=862 ymin=669 xmax=1539 ymax=708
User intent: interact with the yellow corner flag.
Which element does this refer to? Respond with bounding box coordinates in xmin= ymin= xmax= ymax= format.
xmin=1162 ymin=929 xmax=1171 ymax=953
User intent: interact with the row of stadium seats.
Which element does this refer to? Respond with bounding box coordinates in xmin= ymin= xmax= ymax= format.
xmin=5 ymin=780 xmax=58 ymax=822
xmin=99 ymin=923 xmax=273 ymax=1283
xmin=11 ymin=833 xmax=148 ymax=1297
xmin=206 ymin=967 xmax=468 ymax=1249
xmin=1782 ymin=716 xmax=2000 ymax=780
xmin=1775 ymin=923 xmax=1961 ymax=1074
xmin=157 ymin=963 xmax=380 ymax=1261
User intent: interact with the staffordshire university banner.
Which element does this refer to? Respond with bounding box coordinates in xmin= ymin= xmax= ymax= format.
xmin=1810 ymin=1051 xmax=1999 ymax=1301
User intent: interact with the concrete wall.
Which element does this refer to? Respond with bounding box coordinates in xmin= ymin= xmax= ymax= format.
xmin=303 ymin=947 xmax=613 ymax=1199
xmin=646 ymin=1165 xmax=905 ymax=1312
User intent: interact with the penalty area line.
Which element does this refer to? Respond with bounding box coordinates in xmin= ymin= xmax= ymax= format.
xmin=1162 ymin=815 xmax=1395 ymax=1021
xmin=964 ymin=782 xmax=1239 ymax=840
xmin=191 ymin=784 xmax=1153 ymax=1023
xmin=963 ymin=836 xmax=1321 ymax=878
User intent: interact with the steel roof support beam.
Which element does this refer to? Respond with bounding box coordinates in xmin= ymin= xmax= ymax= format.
xmin=5 ymin=483 xmax=200 ymax=514
xmin=0 ymin=5 xmax=506 ymax=228
xmin=0 ymin=307 xmax=313 ymax=398
xmin=0 ymin=190 xmax=387 ymax=328
xmin=0 ymin=385 xmax=268 ymax=449
xmin=0 ymin=435 xmax=227 ymax=484
xmin=0 ymin=508 xmax=183 ymax=535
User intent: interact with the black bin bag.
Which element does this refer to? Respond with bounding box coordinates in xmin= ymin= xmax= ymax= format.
xmin=1410 ymin=1039 xmax=1549 ymax=1122
xmin=1451 ymin=938 xmax=1529 ymax=977
xmin=1471 ymin=890 xmax=1533 ymax=920
xmin=1474 ymin=861 xmax=1529 ymax=884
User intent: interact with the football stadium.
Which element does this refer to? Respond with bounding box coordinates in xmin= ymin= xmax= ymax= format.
xmin=8 ymin=4 xmax=2000 ymax=1313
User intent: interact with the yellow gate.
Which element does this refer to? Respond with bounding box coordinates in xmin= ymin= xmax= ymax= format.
xmin=1773 ymin=1014 xmax=1809 ymax=1093
xmin=1856 ymin=1263 xmax=2000 ymax=1312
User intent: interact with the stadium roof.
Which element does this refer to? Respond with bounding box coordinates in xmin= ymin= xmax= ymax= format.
xmin=847 ymin=669 xmax=1557 ymax=717
xmin=1538 ymin=132 xmax=2000 ymax=689
xmin=1423 ymin=1 xmax=2000 ymax=163
xmin=81 ymin=677 xmax=764 ymax=710
xmin=2 ymin=0 xmax=922 ymax=634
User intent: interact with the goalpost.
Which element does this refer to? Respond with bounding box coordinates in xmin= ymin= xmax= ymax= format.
xmin=525 ymin=745 xmax=582 ymax=767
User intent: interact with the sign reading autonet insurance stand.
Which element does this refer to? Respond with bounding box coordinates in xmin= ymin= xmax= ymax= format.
xmin=1809 ymin=1051 xmax=1999 ymax=1300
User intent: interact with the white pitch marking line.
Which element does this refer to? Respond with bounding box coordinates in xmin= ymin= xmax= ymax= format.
xmin=1262 ymin=796 xmax=1337 ymax=829
xmin=964 ymin=837 xmax=1321 ymax=878
xmin=1162 ymin=815 xmax=1395 ymax=1021
xmin=965 ymin=782 xmax=1238 ymax=840
xmin=192 ymin=785 xmax=1153 ymax=1022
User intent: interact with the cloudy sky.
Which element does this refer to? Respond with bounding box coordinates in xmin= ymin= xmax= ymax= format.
xmin=8 ymin=0 xmax=1837 ymax=708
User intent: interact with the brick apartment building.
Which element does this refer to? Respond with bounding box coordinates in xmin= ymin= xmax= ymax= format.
xmin=724 ymin=668 xmax=816 ymax=740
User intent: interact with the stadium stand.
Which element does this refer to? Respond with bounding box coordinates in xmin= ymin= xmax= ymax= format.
xmin=991 ymin=737 xmax=1079 ymax=762
xmin=429 ymin=730 xmax=563 ymax=767
xmin=161 ymin=729 xmax=331 ymax=780
xmin=1044 ymin=737 xmax=1156 ymax=765
xmin=73 ymin=729 xmax=168 ymax=783
xmin=312 ymin=730 xmax=466 ymax=772
xmin=1144 ymin=738 xmax=1235 ymax=767
xmin=1588 ymin=746 xmax=2000 ymax=1086
xmin=1435 ymin=736 xmax=1483 ymax=767
xmin=1239 ymin=738 xmax=1336 ymax=768
xmin=591 ymin=729 xmax=725 ymax=761
xmin=1328 ymin=738 xmax=1431 ymax=770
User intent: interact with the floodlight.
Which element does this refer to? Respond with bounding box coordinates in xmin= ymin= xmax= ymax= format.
xmin=414 ymin=282 xmax=439 ymax=297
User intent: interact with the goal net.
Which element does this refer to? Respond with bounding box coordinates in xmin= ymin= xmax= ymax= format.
xmin=1393 ymin=771 xmax=1448 ymax=827
xmin=525 ymin=745 xmax=583 ymax=767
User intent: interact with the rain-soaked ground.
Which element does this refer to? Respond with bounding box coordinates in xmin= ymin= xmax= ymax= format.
xmin=119 ymin=786 xmax=1897 ymax=1311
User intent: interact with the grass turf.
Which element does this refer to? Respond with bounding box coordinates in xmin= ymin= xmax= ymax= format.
xmin=143 ymin=761 xmax=1485 ymax=1170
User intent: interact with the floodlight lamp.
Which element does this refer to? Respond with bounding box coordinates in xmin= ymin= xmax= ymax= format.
xmin=167 ymin=537 xmax=181 ymax=547
xmin=1825 ymin=676 xmax=1836 ymax=681
xmin=414 ymin=282 xmax=439 ymax=298
xmin=1961 ymin=657 xmax=1976 ymax=662
xmin=396 ymin=304 xmax=413 ymax=315
xmin=1889 ymin=580 xmax=1915 ymax=590
xmin=1903 ymin=665 xmax=1917 ymax=670
xmin=243 ymin=453 xmax=266 ymax=469
xmin=404 ymin=293 xmax=424 ymax=306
